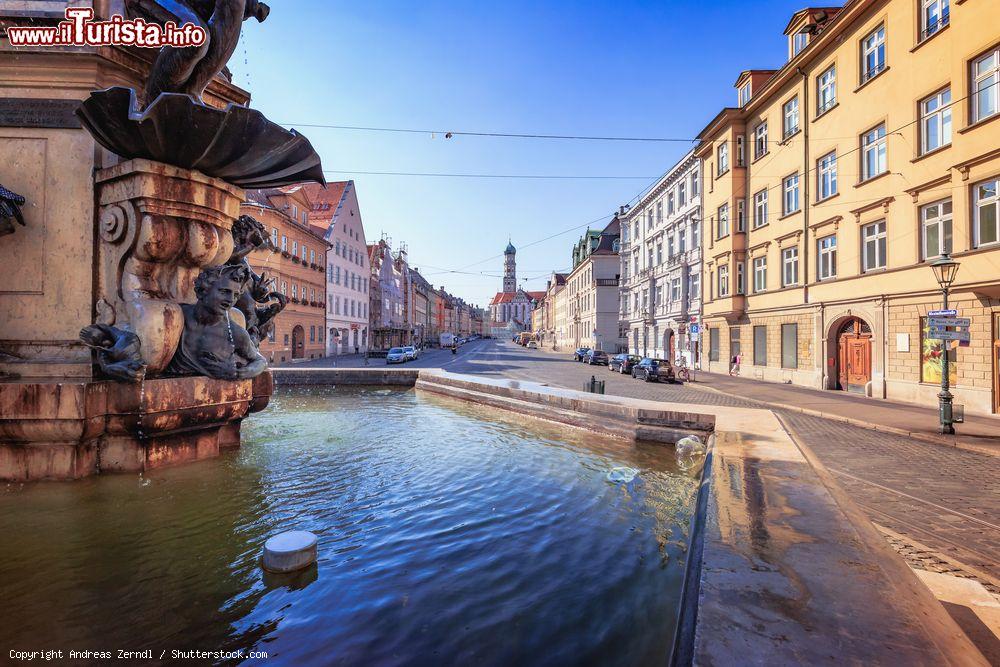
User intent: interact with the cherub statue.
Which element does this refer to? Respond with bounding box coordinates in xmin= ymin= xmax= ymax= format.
xmin=166 ymin=263 xmax=268 ymax=380
xmin=136 ymin=0 xmax=271 ymax=107
xmin=228 ymin=214 xmax=287 ymax=344
xmin=80 ymin=324 xmax=146 ymax=382
xmin=0 ymin=184 xmax=26 ymax=237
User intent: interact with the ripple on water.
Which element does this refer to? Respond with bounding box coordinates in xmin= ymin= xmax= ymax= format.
xmin=0 ymin=386 xmax=697 ymax=666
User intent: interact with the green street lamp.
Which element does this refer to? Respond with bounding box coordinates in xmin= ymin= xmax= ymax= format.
xmin=930 ymin=253 xmax=959 ymax=435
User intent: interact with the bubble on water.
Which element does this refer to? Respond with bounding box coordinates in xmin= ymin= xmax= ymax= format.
xmin=606 ymin=467 xmax=639 ymax=484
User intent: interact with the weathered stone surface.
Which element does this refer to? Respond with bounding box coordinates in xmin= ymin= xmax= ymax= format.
xmin=0 ymin=372 xmax=272 ymax=481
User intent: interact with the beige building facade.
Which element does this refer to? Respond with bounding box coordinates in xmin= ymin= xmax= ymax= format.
xmin=698 ymin=0 xmax=1000 ymax=415
xmin=565 ymin=219 xmax=624 ymax=353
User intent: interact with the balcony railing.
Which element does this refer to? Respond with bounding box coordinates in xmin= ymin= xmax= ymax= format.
xmin=595 ymin=278 xmax=620 ymax=287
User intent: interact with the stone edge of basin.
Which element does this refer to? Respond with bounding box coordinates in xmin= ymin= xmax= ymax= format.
xmin=269 ymin=367 xmax=986 ymax=664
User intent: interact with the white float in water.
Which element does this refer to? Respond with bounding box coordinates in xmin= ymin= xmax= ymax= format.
xmin=262 ymin=530 xmax=318 ymax=573
xmin=607 ymin=466 xmax=639 ymax=484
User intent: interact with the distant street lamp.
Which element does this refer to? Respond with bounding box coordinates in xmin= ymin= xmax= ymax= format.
xmin=930 ymin=253 xmax=960 ymax=435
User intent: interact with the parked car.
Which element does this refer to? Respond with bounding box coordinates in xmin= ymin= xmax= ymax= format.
xmin=402 ymin=346 xmax=419 ymax=360
xmin=386 ymin=347 xmax=407 ymax=364
xmin=527 ymin=340 xmax=538 ymax=349
xmin=573 ymin=347 xmax=591 ymax=361
xmin=631 ymin=358 xmax=676 ymax=383
xmin=609 ymin=354 xmax=641 ymax=374
xmin=583 ymin=349 xmax=609 ymax=365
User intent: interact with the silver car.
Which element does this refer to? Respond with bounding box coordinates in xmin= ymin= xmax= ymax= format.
xmin=386 ymin=347 xmax=407 ymax=364
xmin=403 ymin=345 xmax=419 ymax=360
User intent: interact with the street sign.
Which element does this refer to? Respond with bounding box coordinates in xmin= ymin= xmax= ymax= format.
xmin=930 ymin=330 xmax=970 ymax=342
xmin=928 ymin=317 xmax=970 ymax=328
xmin=928 ymin=316 xmax=971 ymax=343
xmin=689 ymin=324 xmax=700 ymax=335
xmin=928 ymin=309 xmax=957 ymax=317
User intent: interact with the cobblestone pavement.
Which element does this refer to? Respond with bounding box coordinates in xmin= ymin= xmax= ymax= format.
xmin=450 ymin=339 xmax=1000 ymax=585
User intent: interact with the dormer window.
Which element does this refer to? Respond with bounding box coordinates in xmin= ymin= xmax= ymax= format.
xmin=738 ymin=83 xmax=752 ymax=106
xmin=792 ymin=32 xmax=808 ymax=57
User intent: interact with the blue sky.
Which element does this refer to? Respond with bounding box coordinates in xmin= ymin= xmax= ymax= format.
xmin=231 ymin=0 xmax=805 ymax=307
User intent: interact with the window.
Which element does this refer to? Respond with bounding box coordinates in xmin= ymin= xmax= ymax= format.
xmin=737 ymin=200 xmax=746 ymax=232
xmin=782 ymin=174 xmax=800 ymax=215
xmin=718 ymin=264 xmax=730 ymax=297
xmin=973 ymin=178 xmax=999 ymax=247
xmin=717 ymin=204 xmax=730 ymax=238
xmin=310 ymin=325 xmax=315 ymax=342
xmin=281 ymin=235 xmax=287 ymax=252
xmin=271 ymin=227 xmax=278 ymax=247
xmin=861 ymin=24 xmax=886 ymax=83
xmin=689 ymin=269 xmax=700 ymax=300
xmin=736 ymin=136 xmax=746 ymax=166
xmin=753 ymin=325 xmax=767 ymax=366
xmin=678 ymin=181 xmax=687 ymax=206
xmin=709 ymin=328 xmax=720 ymax=361
xmin=730 ymin=327 xmax=741 ymax=358
xmin=782 ymin=247 xmax=799 ymax=286
xmin=781 ymin=324 xmax=798 ymax=369
xmin=793 ymin=32 xmax=808 ymax=57
xmin=753 ymin=256 xmax=767 ymax=293
xmin=302 ymin=245 xmax=308 ymax=261
xmin=268 ymin=327 xmax=275 ymax=343
xmin=817 ymin=152 xmax=838 ymax=200
xmin=679 ymin=227 xmax=687 ymax=253
xmin=753 ymin=190 xmax=768 ymax=228
xmin=920 ymin=88 xmax=952 ymax=154
xmin=717 ymin=142 xmax=729 ymax=174
xmin=691 ymin=171 xmax=699 ymax=196
xmin=972 ymin=48 xmax=999 ymax=124
xmin=292 ymin=240 xmax=298 ymax=257
xmin=671 ymin=278 xmax=681 ymax=302
xmin=920 ymin=0 xmax=949 ymax=41
xmin=736 ymin=261 xmax=746 ymax=295
xmin=753 ymin=122 xmax=768 ymax=159
xmin=667 ymin=193 xmax=675 ymax=215
xmin=862 ymin=220 xmax=887 ymax=272
xmin=655 ymin=201 xmax=662 ymax=225
xmin=921 ymin=199 xmax=953 ymax=259
xmin=783 ymin=97 xmax=799 ymax=138
xmin=818 ymin=235 xmax=837 ymax=280
xmin=738 ymin=82 xmax=751 ymax=106
xmin=818 ymin=66 xmax=836 ymax=114
xmin=291 ymin=284 xmax=297 ymax=299
xmin=861 ymin=124 xmax=887 ymax=181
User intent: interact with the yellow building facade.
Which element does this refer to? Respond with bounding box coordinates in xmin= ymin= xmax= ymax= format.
xmin=698 ymin=0 xmax=1000 ymax=415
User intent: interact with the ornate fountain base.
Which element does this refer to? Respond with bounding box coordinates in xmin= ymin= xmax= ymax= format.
xmin=0 ymin=373 xmax=272 ymax=481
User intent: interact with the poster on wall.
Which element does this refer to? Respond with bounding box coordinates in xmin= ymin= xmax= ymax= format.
xmin=920 ymin=317 xmax=958 ymax=385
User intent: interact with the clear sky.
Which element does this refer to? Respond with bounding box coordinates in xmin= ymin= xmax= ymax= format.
xmin=230 ymin=0 xmax=807 ymax=307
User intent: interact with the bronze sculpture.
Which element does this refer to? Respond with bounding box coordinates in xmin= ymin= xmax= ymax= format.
xmin=165 ymin=263 xmax=268 ymax=380
xmin=229 ymin=214 xmax=287 ymax=345
xmin=0 ymin=184 xmax=25 ymax=237
xmin=137 ymin=0 xmax=271 ymax=106
xmin=80 ymin=324 xmax=147 ymax=382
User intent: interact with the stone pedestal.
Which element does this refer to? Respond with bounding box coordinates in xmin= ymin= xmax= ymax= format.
xmin=0 ymin=372 xmax=272 ymax=481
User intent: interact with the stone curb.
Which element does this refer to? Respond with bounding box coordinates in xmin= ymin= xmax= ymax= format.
xmin=685 ymin=381 xmax=999 ymax=458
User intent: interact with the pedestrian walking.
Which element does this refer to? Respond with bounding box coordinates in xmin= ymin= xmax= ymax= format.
xmin=730 ymin=352 xmax=742 ymax=376
xmin=355 ymin=345 xmax=360 ymax=356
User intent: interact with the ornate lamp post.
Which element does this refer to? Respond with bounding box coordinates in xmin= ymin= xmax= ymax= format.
xmin=930 ymin=253 xmax=960 ymax=435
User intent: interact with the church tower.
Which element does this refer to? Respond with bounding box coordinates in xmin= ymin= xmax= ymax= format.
xmin=503 ymin=240 xmax=516 ymax=293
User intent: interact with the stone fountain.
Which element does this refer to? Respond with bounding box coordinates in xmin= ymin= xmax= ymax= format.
xmin=0 ymin=0 xmax=323 ymax=480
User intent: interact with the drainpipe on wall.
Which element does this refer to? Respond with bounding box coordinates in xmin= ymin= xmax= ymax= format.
xmin=798 ymin=66 xmax=810 ymax=305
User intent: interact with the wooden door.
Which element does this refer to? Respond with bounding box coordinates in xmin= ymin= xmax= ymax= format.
xmin=292 ymin=326 xmax=305 ymax=359
xmin=993 ymin=313 xmax=1000 ymax=414
xmin=837 ymin=318 xmax=872 ymax=393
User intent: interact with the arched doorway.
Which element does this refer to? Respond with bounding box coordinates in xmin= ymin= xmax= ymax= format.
xmin=292 ymin=325 xmax=305 ymax=359
xmin=664 ymin=329 xmax=675 ymax=362
xmin=833 ymin=317 xmax=872 ymax=394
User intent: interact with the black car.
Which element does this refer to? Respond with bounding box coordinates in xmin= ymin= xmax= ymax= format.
xmin=631 ymin=358 xmax=676 ymax=383
xmin=583 ymin=349 xmax=609 ymax=365
xmin=609 ymin=353 xmax=641 ymax=374
xmin=573 ymin=347 xmax=592 ymax=362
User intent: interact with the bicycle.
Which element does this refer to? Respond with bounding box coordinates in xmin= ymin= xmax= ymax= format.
xmin=675 ymin=357 xmax=691 ymax=383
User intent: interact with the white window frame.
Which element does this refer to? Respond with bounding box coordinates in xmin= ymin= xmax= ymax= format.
xmin=737 ymin=199 xmax=746 ymax=232
xmin=736 ymin=261 xmax=746 ymax=295
xmin=818 ymin=65 xmax=837 ymax=114
xmin=861 ymin=24 xmax=886 ymax=83
xmin=753 ymin=256 xmax=767 ymax=293
xmin=670 ymin=277 xmax=681 ymax=302
xmin=783 ymin=97 xmax=799 ymax=138
xmin=718 ymin=142 xmax=729 ymax=174
xmin=753 ymin=190 xmax=768 ymax=229
xmin=738 ymin=83 xmax=751 ymax=107
xmin=920 ymin=0 xmax=949 ymax=41
xmin=817 ymin=151 xmax=838 ymax=200
xmin=861 ymin=220 xmax=887 ymax=272
xmin=718 ymin=265 xmax=730 ymax=297
xmin=782 ymin=247 xmax=799 ymax=286
xmin=736 ymin=135 xmax=746 ymax=166
xmin=817 ymin=235 xmax=837 ymax=281
xmin=920 ymin=88 xmax=952 ymax=155
xmin=972 ymin=48 xmax=1000 ymax=124
xmin=783 ymin=174 xmax=800 ymax=215
xmin=920 ymin=199 xmax=953 ymax=260
xmin=717 ymin=203 xmax=730 ymax=238
xmin=753 ymin=122 xmax=768 ymax=160
xmin=793 ymin=32 xmax=808 ymax=57
xmin=861 ymin=123 xmax=887 ymax=181
xmin=973 ymin=177 xmax=999 ymax=248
